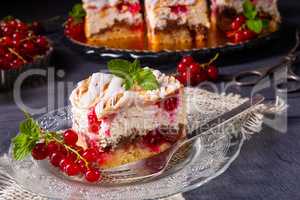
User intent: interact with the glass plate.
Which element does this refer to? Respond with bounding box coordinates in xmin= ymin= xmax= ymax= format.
xmin=7 ymin=106 xmax=245 ymax=200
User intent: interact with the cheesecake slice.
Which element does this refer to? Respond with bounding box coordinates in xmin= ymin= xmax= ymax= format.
xmin=145 ymin=0 xmax=210 ymax=50
xmin=211 ymin=0 xmax=281 ymax=32
xmin=70 ymin=64 xmax=186 ymax=168
xmin=83 ymin=0 xmax=144 ymax=49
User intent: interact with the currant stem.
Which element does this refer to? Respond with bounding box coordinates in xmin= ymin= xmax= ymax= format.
xmin=45 ymin=132 xmax=89 ymax=167
xmin=8 ymin=48 xmax=27 ymax=63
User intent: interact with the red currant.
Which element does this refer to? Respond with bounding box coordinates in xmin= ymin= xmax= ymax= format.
xmin=65 ymin=163 xmax=80 ymax=176
xmin=76 ymin=159 xmax=88 ymax=173
xmin=4 ymin=53 xmax=14 ymax=62
xmin=163 ymin=97 xmax=179 ymax=112
xmin=188 ymin=63 xmax=200 ymax=75
xmin=82 ymin=148 xmax=99 ymax=162
xmin=1 ymin=26 xmax=14 ymax=36
xmin=31 ymin=143 xmax=48 ymax=160
xmin=85 ymin=168 xmax=101 ymax=182
xmin=1 ymin=36 xmax=13 ymax=47
xmin=0 ymin=47 xmax=7 ymax=56
xmin=235 ymin=15 xmax=246 ymax=24
xmin=177 ymin=63 xmax=187 ymax=74
xmin=242 ymin=29 xmax=256 ymax=40
xmin=59 ymin=157 xmax=72 ymax=171
xmin=16 ymin=22 xmax=29 ymax=32
xmin=8 ymin=20 xmax=18 ymax=29
xmin=192 ymin=68 xmax=208 ymax=86
xmin=10 ymin=59 xmax=24 ymax=69
xmin=233 ymin=31 xmax=244 ymax=43
xmin=49 ymin=152 xmax=64 ymax=167
xmin=22 ymin=41 xmax=36 ymax=56
xmin=180 ymin=56 xmax=194 ymax=66
xmin=177 ymin=71 xmax=190 ymax=85
xmin=63 ymin=129 xmax=78 ymax=146
xmin=207 ymin=65 xmax=219 ymax=81
xmin=47 ymin=141 xmax=60 ymax=155
xmin=35 ymin=36 xmax=48 ymax=50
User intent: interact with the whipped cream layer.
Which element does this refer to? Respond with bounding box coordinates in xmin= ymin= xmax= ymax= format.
xmin=72 ymin=96 xmax=185 ymax=148
xmin=70 ymin=69 xmax=182 ymax=117
xmin=213 ymin=0 xmax=280 ymax=22
xmin=145 ymin=0 xmax=210 ymax=31
xmin=70 ymin=69 xmax=185 ymax=148
xmin=83 ymin=0 xmax=143 ymax=37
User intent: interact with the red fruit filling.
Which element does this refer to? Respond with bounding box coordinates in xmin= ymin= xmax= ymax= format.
xmin=87 ymin=108 xmax=101 ymax=133
xmin=170 ymin=5 xmax=188 ymax=14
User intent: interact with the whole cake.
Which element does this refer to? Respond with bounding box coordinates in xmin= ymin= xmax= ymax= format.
xmin=83 ymin=0 xmax=144 ymax=48
xmin=145 ymin=0 xmax=210 ymax=50
xmin=70 ymin=60 xmax=186 ymax=168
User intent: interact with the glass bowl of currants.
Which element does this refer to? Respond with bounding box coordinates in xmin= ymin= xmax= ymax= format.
xmin=0 ymin=17 xmax=53 ymax=90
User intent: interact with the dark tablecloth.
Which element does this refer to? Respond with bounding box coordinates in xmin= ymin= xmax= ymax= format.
xmin=1 ymin=0 xmax=300 ymax=200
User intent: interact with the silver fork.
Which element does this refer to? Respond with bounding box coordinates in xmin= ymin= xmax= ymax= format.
xmin=102 ymin=95 xmax=265 ymax=181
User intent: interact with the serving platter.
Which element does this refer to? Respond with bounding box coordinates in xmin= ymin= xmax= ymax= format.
xmin=64 ymin=28 xmax=282 ymax=63
xmin=4 ymin=88 xmax=251 ymax=200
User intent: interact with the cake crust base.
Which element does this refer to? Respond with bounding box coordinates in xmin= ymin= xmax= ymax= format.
xmin=86 ymin=24 xmax=145 ymax=49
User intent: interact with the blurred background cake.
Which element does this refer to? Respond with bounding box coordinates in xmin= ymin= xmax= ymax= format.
xmin=83 ymin=0 xmax=144 ymax=49
xmin=211 ymin=0 xmax=280 ymax=33
xmin=145 ymin=0 xmax=210 ymax=50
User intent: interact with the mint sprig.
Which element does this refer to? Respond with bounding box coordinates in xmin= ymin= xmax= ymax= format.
xmin=243 ymin=0 xmax=268 ymax=34
xmin=107 ymin=59 xmax=159 ymax=91
xmin=69 ymin=3 xmax=86 ymax=23
xmin=12 ymin=114 xmax=41 ymax=160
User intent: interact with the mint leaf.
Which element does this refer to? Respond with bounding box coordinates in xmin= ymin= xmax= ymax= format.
xmin=12 ymin=114 xmax=41 ymax=160
xmin=19 ymin=118 xmax=40 ymax=136
xmin=107 ymin=59 xmax=159 ymax=91
xmin=243 ymin=0 xmax=257 ymax=19
xmin=136 ymin=68 xmax=159 ymax=90
xmin=69 ymin=3 xmax=86 ymax=23
xmin=130 ymin=59 xmax=141 ymax=74
xmin=246 ymin=19 xmax=263 ymax=33
xmin=107 ymin=59 xmax=132 ymax=80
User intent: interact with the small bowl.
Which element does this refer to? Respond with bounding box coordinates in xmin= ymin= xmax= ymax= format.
xmin=0 ymin=45 xmax=53 ymax=91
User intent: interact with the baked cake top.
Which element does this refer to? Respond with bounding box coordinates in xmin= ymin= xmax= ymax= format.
xmin=70 ymin=63 xmax=182 ymax=118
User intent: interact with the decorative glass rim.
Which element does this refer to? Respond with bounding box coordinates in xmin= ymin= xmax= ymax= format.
xmin=5 ymin=105 xmax=245 ymax=200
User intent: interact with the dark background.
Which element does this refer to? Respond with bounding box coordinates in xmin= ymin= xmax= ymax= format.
xmin=1 ymin=1 xmax=300 ymax=200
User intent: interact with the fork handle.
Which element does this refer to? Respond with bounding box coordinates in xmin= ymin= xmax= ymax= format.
xmin=186 ymin=95 xmax=265 ymax=140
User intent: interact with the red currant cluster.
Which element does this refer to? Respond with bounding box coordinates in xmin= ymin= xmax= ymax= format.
xmin=31 ymin=129 xmax=105 ymax=183
xmin=64 ymin=17 xmax=86 ymax=43
xmin=226 ymin=15 xmax=257 ymax=43
xmin=0 ymin=18 xmax=49 ymax=70
xmin=175 ymin=55 xmax=219 ymax=86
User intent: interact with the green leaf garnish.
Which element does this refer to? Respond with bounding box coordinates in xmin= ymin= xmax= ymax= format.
xmin=246 ymin=19 xmax=263 ymax=34
xmin=69 ymin=3 xmax=86 ymax=23
xmin=12 ymin=115 xmax=41 ymax=160
xmin=107 ymin=59 xmax=159 ymax=91
xmin=243 ymin=0 xmax=268 ymax=34
xmin=243 ymin=0 xmax=257 ymax=20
